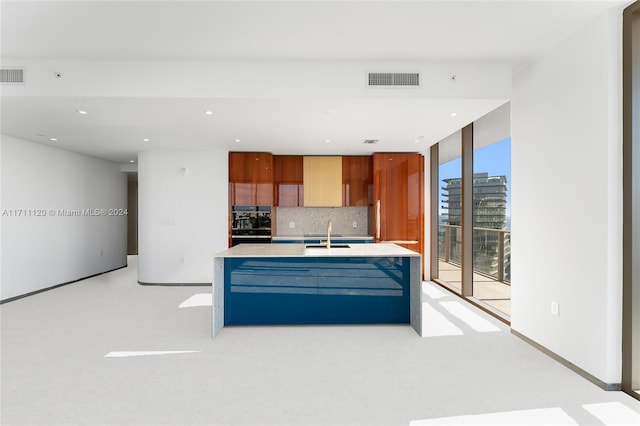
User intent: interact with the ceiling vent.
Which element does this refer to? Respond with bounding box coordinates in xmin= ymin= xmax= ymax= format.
xmin=1 ymin=68 xmax=24 ymax=84
xmin=368 ymin=72 xmax=419 ymax=87
xmin=363 ymin=139 xmax=379 ymax=145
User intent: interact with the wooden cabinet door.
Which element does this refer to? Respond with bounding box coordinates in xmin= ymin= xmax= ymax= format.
xmin=303 ymin=156 xmax=342 ymax=207
xmin=229 ymin=152 xmax=273 ymax=206
xmin=373 ymin=153 xmax=424 ymax=258
xmin=273 ymin=155 xmax=303 ymax=206
xmin=254 ymin=153 xmax=273 ymax=206
xmin=342 ymin=156 xmax=373 ymax=206
xmin=229 ymin=152 xmax=249 ymax=206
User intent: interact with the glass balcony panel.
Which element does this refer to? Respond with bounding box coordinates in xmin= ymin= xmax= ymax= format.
xmin=437 ymin=135 xmax=462 ymax=294
xmin=472 ymin=137 xmax=511 ymax=317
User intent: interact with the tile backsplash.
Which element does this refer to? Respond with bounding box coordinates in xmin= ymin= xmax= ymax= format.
xmin=276 ymin=207 xmax=371 ymax=236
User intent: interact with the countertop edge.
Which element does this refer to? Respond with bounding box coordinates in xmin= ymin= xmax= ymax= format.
xmin=214 ymin=243 xmax=420 ymax=258
xmin=271 ymin=235 xmax=374 ymax=240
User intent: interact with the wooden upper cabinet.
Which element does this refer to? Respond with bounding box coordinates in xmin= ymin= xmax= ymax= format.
xmin=303 ymin=156 xmax=343 ymax=207
xmin=273 ymin=155 xmax=304 ymax=207
xmin=373 ymin=153 xmax=424 ymax=258
xmin=229 ymin=152 xmax=273 ymax=206
xmin=342 ymin=156 xmax=373 ymax=206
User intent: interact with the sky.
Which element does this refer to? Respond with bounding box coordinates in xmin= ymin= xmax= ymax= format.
xmin=438 ymin=136 xmax=511 ymax=221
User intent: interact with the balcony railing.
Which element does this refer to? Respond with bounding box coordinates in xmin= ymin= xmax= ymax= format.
xmin=438 ymin=224 xmax=511 ymax=283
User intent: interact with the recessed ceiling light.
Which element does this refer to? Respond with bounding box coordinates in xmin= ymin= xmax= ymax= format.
xmin=77 ymin=110 xmax=88 ymax=115
xmin=414 ymin=140 xmax=420 ymax=144
xmin=450 ymin=112 xmax=458 ymax=117
xmin=204 ymin=110 xmax=213 ymax=115
xmin=50 ymin=137 xmax=57 ymax=142
xmin=234 ymin=139 xmax=241 ymax=143
xmin=143 ymin=138 xmax=150 ymax=142
xmin=325 ymin=139 xmax=331 ymax=143
xmin=129 ymin=160 xmax=135 ymax=163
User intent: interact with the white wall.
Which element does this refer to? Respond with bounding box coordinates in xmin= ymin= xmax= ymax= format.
xmin=137 ymin=150 xmax=228 ymax=284
xmin=1 ymin=60 xmax=511 ymax=100
xmin=437 ymin=130 xmax=462 ymax=164
xmin=473 ymin=102 xmax=511 ymax=149
xmin=0 ymin=135 xmax=127 ymax=301
xmin=511 ymin=9 xmax=623 ymax=384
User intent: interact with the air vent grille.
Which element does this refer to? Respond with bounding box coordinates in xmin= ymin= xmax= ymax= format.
xmin=363 ymin=139 xmax=379 ymax=145
xmin=1 ymin=68 xmax=24 ymax=83
xmin=368 ymin=72 xmax=419 ymax=87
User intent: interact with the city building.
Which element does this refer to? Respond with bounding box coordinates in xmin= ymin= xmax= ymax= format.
xmin=441 ymin=172 xmax=509 ymax=279
xmin=441 ymin=172 xmax=508 ymax=228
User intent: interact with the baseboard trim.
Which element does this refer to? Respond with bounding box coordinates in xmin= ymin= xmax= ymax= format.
xmin=137 ymin=281 xmax=211 ymax=287
xmin=0 ymin=264 xmax=128 ymax=304
xmin=511 ymin=329 xmax=622 ymax=391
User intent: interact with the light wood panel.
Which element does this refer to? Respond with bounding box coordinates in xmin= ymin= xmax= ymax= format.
xmin=303 ymin=156 xmax=342 ymax=207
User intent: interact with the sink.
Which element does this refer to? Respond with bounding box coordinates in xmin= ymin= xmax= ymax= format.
xmin=305 ymin=244 xmax=350 ymax=249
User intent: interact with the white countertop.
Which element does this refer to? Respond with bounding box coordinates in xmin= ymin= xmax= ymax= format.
xmin=215 ymin=243 xmax=419 ymax=258
xmin=271 ymin=235 xmax=374 ymax=240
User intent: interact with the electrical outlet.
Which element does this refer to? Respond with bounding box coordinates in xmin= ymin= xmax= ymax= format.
xmin=289 ymin=222 xmax=295 ymax=229
xmin=98 ymin=249 xmax=103 ymax=257
xmin=551 ymin=301 xmax=559 ymax=316
xmin=180 ymin=256 xmax=187 ymax=264
xmin=352 ymin=221 xmax=357 ymax=229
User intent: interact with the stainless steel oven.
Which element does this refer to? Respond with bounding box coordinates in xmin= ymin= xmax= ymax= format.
xmin=231 ymin=206 xmax=271 ymax=246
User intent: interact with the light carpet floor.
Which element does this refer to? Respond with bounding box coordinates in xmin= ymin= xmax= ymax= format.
xmin=1 ymin=256 xmax=639 ymax=425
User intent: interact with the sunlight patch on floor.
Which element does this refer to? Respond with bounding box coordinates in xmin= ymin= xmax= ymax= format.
xmin=421 ymin=302 xmax=464 ymax=337
xmin=179 ymin=293 xmax=212 ymax=308
xmin=422 ymin=282 xmax=448 ymax=299
xmin=582 ymin=402 xmax=640 ymax=425
xmin=410 ymin=407 xmax=577 ymax=425
xmin=439 ymin=301 xmax=501 ymax=332
xmin=104 ymin=351 xmax=199 ymax=358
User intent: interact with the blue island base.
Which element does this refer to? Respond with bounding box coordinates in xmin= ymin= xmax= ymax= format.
xmin=224 ymin=256 xmax=410 ymax=326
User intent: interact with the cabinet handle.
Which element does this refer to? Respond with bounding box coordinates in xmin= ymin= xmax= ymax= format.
xmin=376 ymin=200 xmax=381 ymax=239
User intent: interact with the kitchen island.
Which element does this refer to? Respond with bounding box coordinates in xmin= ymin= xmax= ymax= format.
xmin=212 ymin=243 xmax=422 ymax=337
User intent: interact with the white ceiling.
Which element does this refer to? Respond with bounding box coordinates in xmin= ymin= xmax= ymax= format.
xmin=0 ymin=0 xmax=629 ymax=164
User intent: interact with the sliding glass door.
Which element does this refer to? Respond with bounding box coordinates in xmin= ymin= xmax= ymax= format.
xmin=434 ymin=133 xmax=462 ymax=294
xmin=472 ymin=137 xmax=511 ymax=317
xmin=431 ymin=105 xmax=512 ymax=320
